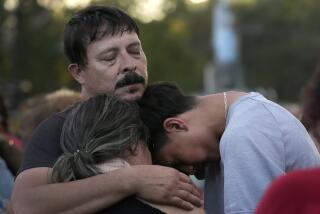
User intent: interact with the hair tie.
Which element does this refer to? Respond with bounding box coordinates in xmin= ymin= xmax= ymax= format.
xmin=73 ymin=149 xmax=80 ymax=156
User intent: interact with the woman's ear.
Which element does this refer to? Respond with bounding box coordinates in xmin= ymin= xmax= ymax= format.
xmin=69 ymin=63 xmax=85 ymax=84
xmin=163 ymin=117 xmax=188 ymax=133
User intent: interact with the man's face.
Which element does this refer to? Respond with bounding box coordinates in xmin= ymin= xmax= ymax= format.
xmin=154 ymin=123 xmax=220 ymax=177
xmin=75 ymin=31 xmax=148 ymax=101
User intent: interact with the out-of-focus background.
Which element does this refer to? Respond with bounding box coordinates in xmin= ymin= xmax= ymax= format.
xmin=2 ymin=0 xmax=320 ymax=101
xmin=1 ymin=0 xmax=320 ymax=140
xmin=0 ymin=0 xmax=320 ymax=145
xmin=1 ymin=0 xmax=320 ymax=204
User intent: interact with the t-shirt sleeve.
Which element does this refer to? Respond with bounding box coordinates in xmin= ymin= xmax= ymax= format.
xmin=220 ymin=127 xmax=286 ymax=214
xmin=18 ymin=114 xmax=65 ymax=174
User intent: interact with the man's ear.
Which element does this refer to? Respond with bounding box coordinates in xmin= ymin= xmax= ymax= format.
xmin=163 ymin=117 xmax=188 ymax=133
xmin=68 ymin=63 xmax=85 ymax=84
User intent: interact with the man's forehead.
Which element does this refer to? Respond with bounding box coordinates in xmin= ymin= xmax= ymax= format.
xmin=88 ymin=31 xmax=141 ymax=51
xmin=99 ymin=30 xmax=140 ymax=43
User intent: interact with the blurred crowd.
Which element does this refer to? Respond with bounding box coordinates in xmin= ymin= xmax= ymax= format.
xmin=0 ymin=89 xmax=82 ymax=212
xmin=1 ymin=66 xmax=320 ymax=213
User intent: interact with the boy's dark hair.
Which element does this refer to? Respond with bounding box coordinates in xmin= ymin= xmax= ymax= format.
xmin=138 ymin=82 xmax=197 ymax=154
xmin=51 ymin=94 xmax=148 ymax=183
xmin=64 ymin=5 xmax=139 ymax=66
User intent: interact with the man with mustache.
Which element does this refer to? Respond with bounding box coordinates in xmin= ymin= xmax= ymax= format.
xmin=12 ymin=6 xmax=201 ymax=213
xmin=114 ymin=71 xmax=146 ymax=96
xmin=139 ymin=82 xmax=320 ymax=214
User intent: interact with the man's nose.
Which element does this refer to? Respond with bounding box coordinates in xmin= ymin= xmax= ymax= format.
xmin=119 ymin=53 xmax=136 ymax=74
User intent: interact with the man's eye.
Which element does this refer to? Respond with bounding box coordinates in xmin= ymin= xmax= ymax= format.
xmin=129 ymin=49 xmax=141 ymax=55
xmin=102 ymin=56 xmax=115 ymax=61
xmin=128 ymin=45 xmax=141 ymax=55
xmin=99 ymin=51 xmax=117 ymax=61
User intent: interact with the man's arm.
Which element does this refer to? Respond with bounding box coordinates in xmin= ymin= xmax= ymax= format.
xmin=12 ymin=165 xmax=201 ymax=214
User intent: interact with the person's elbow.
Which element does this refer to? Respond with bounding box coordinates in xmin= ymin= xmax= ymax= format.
xmin=12 ymin=169 xmax=51 ymax=214
xmin=11 ymin=186 xmax=38 ymax=214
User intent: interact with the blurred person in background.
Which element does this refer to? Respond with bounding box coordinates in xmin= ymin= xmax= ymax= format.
xmin=255 ymin=168 xmax=320 ymax=214
xmin=18 ymin=89 xmax=82 ymax=145
xmin=51 ymin=94 xmax=205 ymax=214
xmin=12 ymin=5 xmax=201 ymax=214
xmin=0 ymin=94 xmax=22 ymax=175
xmin=301 ymin=64 xmax=320 ymax=151
xmin=0 ymin=93 xmax=23 ymax=150
xmin=0 ymin=94 xmax=20 ymax=213
xmin=0 ymin=138 xmax=14 ymax=214
xmin=0 ymin=134 xmax=22 ymax=175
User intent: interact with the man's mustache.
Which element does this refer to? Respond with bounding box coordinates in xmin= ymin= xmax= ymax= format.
xmin=114 ymin=71 xmax=146 ymax=90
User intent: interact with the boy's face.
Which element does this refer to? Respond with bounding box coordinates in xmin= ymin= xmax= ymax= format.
xmin=153 ymin=120 xmax=220 ymax=176
xmin=73 ymin=31 xmax=148 ymax=101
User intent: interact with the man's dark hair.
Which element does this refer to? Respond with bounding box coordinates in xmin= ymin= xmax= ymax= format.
xmin=51 ymin=94 xmax=149 ymax=183
xmin=138 ymin=82 xmax=197 ymax=155
xmin=64 ymin=5 xmax=139 ymax=66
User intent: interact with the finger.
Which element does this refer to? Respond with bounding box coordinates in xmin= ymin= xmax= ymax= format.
xmin=178 ymin=175 xmax=201 ymax=198
xmin=178 ymin=172 xmax=193 ymax=184
xmin=170 ymin=196 xmax=194 ymax=211
xmin=178 ymin=173 xmax=200 ymax=190
xmin=179 ymin=182 xmax=201 ymax=198
xmin=175 ymin=189 xmax=202 ymax=207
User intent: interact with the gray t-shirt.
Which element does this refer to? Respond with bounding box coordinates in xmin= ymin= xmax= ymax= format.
xmin=204 ymin=92 xmax=320 ymax=214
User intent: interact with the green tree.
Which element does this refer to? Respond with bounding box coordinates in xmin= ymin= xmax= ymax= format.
xmin=233 ymin=0 xmax=320 ymax=101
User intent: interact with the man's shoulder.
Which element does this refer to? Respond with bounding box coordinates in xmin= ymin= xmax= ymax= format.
xmin=28 ymin=104 xmax=77 ymax=146
xmin=38 ymin=104 xmax=76 ymax=128
xmin=18 ymin=105 xmax=77 ymax=174
xmin=53 ymin=104 xmax=76 ymax=120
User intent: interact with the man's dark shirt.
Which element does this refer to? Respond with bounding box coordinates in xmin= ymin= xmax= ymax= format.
xmin=18 ymin=107 xmax=71 ymax=173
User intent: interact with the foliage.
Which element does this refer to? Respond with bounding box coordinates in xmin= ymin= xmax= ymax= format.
xmin=1 ymin=0 xmax=320 ymax=103
xmin=233 ymin=0 xmax=320 ymax=101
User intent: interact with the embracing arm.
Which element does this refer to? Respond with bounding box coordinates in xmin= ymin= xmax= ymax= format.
xmin=12 ymin=165 xmax=201 ymax=214
xmin=12 ymin=167 xmax=135 ymax=214
xmin=13 ymin=111 xmax=201 ymax=213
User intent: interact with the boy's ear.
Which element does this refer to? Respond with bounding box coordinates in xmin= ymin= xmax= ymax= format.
xmin=69 ymin=63 xmax=85 ymax=84
xmin=163 ymin=117 xmax=188 ymax=133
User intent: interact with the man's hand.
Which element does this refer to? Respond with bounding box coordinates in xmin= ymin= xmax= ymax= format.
xmin=129 ymin=165 xmax=202 ymax=210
